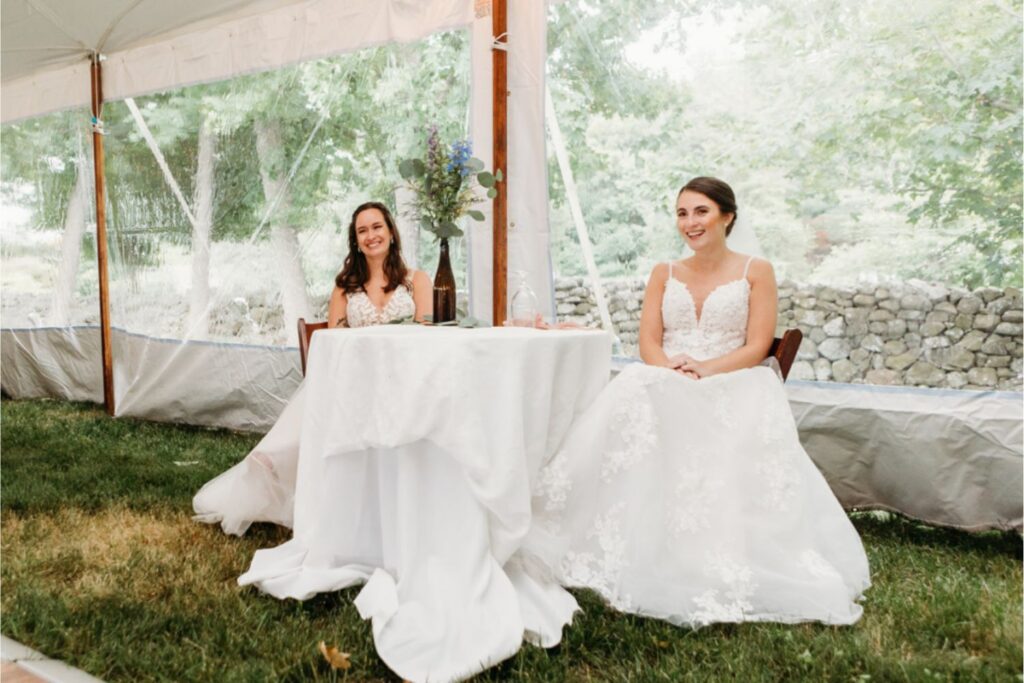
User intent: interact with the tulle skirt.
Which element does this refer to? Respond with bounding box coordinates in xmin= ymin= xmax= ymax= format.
xmin=524 ymin=363 xmax=871 ymax=626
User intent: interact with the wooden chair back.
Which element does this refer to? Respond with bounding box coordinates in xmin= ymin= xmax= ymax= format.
xmin=297 ymin=318 xmax=328 ymax=376
xmin=769 ymin=328 xmax=803 ymax=382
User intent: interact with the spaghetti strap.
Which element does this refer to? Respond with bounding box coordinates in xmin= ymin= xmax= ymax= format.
xmin=743 ymin=255 xmax=755 ymax=279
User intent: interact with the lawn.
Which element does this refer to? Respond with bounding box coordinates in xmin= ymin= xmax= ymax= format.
xmin=1 ymin=398 xmax=1021 ymax=682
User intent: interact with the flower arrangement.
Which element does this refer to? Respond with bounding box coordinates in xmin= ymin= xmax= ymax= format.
xmin=398 ymin=127 xmax=502 ymax=240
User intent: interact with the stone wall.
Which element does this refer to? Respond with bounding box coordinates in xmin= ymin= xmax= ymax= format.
xmin=554 ymin=277 xmax=1024 ymax=391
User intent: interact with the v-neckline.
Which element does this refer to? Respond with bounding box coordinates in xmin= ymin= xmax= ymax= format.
xmin=667 ymin=277 xmax=748 ymax=327
xmin=362 ymin=285 xmax=402 ymax=315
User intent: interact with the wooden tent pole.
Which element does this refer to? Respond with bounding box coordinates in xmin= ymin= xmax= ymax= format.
xmin=491 ymin=0 xmax=508 ymax=326
xmin=90 ymin=54 xmax=115 ymax=415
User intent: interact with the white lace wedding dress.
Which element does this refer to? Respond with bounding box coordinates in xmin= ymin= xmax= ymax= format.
xmin=192 ymin=285 xmax=415 ymax=535
xmin=524 ymin=260 xmax=871 ymax=626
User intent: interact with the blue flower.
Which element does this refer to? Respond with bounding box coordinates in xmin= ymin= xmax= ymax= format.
xmin=446 ymin=139 xmax=473 ymax=176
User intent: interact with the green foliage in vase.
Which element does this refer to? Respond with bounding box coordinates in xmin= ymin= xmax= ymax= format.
xmin=398 ymin=127 xmax=501 ymax=241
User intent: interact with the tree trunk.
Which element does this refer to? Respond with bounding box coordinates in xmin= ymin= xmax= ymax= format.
xmin=254 ymin=118 xmax=311 ymax=345
xmin=188 ymin=115 xmax=215 ymax=337
xmin=394 ymin=185 xmax=419 ymax=269
xmin=49 ymin=146 xmax=88 ymax=326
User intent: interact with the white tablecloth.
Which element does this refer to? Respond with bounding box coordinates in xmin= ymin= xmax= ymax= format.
xmin=238 ymin=325 xmax=611 ymax=682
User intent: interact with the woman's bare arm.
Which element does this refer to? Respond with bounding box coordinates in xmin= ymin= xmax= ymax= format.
xmin=410 ymin=270 xmax=433 ymax=322
xmin=639 ymin=263 xmax=673 ymax=367
xmin=327 ymin=287 xmax=348 ymax=328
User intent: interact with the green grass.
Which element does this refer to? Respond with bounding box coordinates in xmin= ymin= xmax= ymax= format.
xmin=2 ymin=398 xmax=1021 ymax=682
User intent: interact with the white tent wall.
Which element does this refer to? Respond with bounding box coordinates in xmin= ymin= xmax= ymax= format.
xmin=468 ymin=0 xmax=553 ymax=323
xmin=787 ymin=381 xmax=1022 ymax=532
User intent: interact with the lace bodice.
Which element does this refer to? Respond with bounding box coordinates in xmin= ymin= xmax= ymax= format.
xmin=347 ymin=283 xmax=416 ymax=327
xmin=661 ymin=258 xmax=752 ymax=360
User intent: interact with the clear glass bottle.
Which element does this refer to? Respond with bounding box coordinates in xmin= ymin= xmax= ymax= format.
xmin=509 ymin=270 xmax=538 ymax=327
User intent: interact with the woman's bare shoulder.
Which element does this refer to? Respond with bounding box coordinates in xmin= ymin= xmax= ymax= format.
xmin=648 ymin=261 xmax=670 ymax=284
xmin=741 ymin=255 xmax=776 ymax=280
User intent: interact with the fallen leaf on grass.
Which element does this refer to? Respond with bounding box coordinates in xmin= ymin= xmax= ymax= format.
xmin=318 ymin=641 xmax=351 ymax=670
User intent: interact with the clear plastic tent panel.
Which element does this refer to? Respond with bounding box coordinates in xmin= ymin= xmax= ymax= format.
xmin=545 ymin=0 xmax=1022 ymax=356
xmin=101 ymin=30 xmax=470 ymax=347
xmin=1 ymin=107 xmax=98 ymax=328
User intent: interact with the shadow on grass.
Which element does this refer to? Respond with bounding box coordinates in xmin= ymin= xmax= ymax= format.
xmin=850 ymin=511 xmax=1022 ymax=559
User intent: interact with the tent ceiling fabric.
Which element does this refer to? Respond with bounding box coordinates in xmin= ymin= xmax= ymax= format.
xmin=1 ymin=0 xmax=301 ymax=82
xmin=1 ymin=0 xmax=474 ymax=122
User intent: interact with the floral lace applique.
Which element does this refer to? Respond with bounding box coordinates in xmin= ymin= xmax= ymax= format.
xmin=561 ymin=502 xmax=628 ymax=598
xmin=667 ymin=460 xmax=724 ymax=537
xmin=662 ymin=276 xmax=749 ymax=360
xmin=706 ymin=377 xmax=737 ymax=430
xmin=691 ymin=550 xmax=758 ymax=625
xmin=346 ymin=284 xmax=415 ymax=327
xmin=536 ymin=449 xmax=572 ymax=513
xmin=754 ymin=387 xmax=800 ymax=511
xmin=600 ymin=373 xmax=659 ymax=482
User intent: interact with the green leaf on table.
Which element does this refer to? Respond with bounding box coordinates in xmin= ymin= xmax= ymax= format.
xmin=458 ymin=316 xmax=492 ymax=328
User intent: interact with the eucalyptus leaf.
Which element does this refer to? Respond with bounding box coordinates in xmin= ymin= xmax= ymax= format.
xmin=487 ymin=188 xmax=497 ymax=199
xmin=467 ymin=209 xmax=486 ymax=221
xmin=494 ymin=169 xmax=503 ymax=182
xmin=466 ymin=157 xmax=485 ymax=172
xmin=398 ymin=159 xmax=416 ymax=180
xmin=458 ymin=316 xmax=492 ymax=328
xmin=477 ymin=171 xmax=495 ymax=187
xmin=433 ymin=221 xmax=464 ymax=239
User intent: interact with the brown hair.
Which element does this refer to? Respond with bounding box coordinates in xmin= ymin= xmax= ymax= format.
xmin=678 ymin=177 xmax=738 ymax=236
xmin=335 ymin=202 xmax=410 ymax=294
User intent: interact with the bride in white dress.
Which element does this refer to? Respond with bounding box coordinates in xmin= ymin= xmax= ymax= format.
xmin=526 ymin=177 xmax=870 ymax=626
xmin=193 ymin=201 xmax=432 ymax=534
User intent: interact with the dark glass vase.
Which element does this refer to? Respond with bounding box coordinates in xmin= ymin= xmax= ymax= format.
xmin=432 ymin=238 xmax=457 ymax=323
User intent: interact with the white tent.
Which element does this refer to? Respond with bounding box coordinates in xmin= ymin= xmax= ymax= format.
xmin=2 ymin=0 xmax=554 ymax=423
